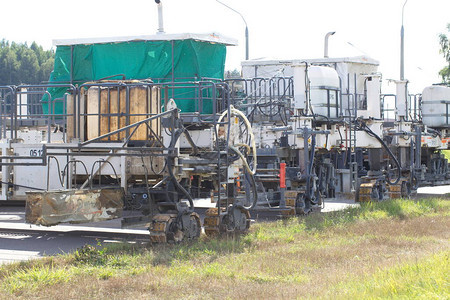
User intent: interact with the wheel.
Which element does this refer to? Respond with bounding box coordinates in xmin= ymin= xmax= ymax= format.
xmin=149 ymin=212 xmax=201 ymax=243
xmin=203 ymin=206 xmax=251 ymax=237
xmin=182 ymin=212 xmax=201 ymax=241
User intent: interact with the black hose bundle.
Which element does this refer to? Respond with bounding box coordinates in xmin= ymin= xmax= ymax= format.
xmin=357 ymin=121 xmax=401 ymax=185
xmin=302 ymin=133 xmax=317 ymax=203
xmin=166 ymin=128 xmax=195 ymax=211
xmin=229 ymin=147 xmax=258 ymax=210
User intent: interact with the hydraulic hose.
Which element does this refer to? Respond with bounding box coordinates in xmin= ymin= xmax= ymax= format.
xmin=216 ymin=105 xmax=257 ymax=174
xmin=306 ymin=134 xmax=317 ymax=202
xmin=229 ymin=145 xmax=258 ymax=210
xmin=167 ymin=128 xmax=194 ymax=211
xmin=182 ymin=128 xmax=199 ymax=156
xmin=216 ymin=106 xmax=258 ymax=209
xmin=360 ymin=122 xmax=401 ymax=185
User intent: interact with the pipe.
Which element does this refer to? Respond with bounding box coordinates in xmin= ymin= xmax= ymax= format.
xmin=324 ymin=31 xmax=335 ymax=58
xmin=156 ymin=0 xmax=164 ymax=34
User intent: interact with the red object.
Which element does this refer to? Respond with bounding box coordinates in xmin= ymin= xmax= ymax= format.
xmin=280 ymin=163 xmax=286 ymax=188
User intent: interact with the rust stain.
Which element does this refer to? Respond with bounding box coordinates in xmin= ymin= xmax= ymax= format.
xmin=26 ymin=188 xmax=124 ymax=226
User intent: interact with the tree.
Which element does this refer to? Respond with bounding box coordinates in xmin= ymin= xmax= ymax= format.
xmin=439 ymin=23 xmax=450 ymax=84
xmin=0 ymin=39 xmax=54 ymax=85
xmin=225 ymin=68 xmax=241 ymax=79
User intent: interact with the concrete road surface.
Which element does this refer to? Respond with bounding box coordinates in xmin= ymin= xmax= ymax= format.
xmin=416 ymin=185 xmax=450 ymax=197
xmin=0 ymin=207 xmax=148 ymax=265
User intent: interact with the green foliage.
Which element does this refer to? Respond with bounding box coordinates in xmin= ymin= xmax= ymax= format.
xmin=439 ymin=24 xmax=450 ymax=84
xmin=225 ymin=68 xmax=241 ymax=79
xmin=0 ymin=39 xmax=54 ymax=85
xmin=73 ymin=243 xmax=108 ymax=266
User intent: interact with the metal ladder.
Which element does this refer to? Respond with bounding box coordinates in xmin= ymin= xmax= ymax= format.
xmin=342 ymin=78 xmax=359 ymax=193
xmin=217 ymin=146 xmax=231 ymax=209
xmin=349 ymin=86 xmax=359 ymax=192
xmin=349 ymin=122 xmax=358 ymax=192
xmin=203 ymin=98 xmax=232 ymax=236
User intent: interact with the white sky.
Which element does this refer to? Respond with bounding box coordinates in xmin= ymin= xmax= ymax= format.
xmin=2 ymin=0 xmax=449 ymax=93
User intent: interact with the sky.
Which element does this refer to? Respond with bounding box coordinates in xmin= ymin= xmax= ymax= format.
xmin=2 ymin=0 xmax=449 ymax=93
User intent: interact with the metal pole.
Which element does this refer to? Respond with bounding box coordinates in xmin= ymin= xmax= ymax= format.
xmin=324 ymin=31 xmax=335 ymax=58
xmin=70 ymin=45 xmax=74 ymax=84
xmin=155 ymin=0 xmax=165 ymax=34
xmin=216 ymin=0 xmax=249 ymax=60
xmin=400 ymin=0 xmax=408 ymax=80
xmin=245 ymin=26 xmax=249 ymax=60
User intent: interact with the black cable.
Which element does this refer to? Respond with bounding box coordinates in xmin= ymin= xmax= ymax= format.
xmin=182 ymin=128 xmax=199 ymax=156
xmin=337 ymin=125 xmax=344 ymax=146
xmin=166 ymin=128 xmax=194 ymax=211
xmin=149 ymin=152 xmax=167 ymax=175
xmin=89 ymin=159 xmax=120 ymax=189
xmin=47 ymin=156 xmax=64 ymax=187
xmin=229 ymin=147 xmax=258 ymax=210
xmin=427 ymin=128 xmax=441 ymax=138
xmin=279 ymin=103 xmax=289 ymax=126
xmin=61 ymin=160 xmax=89 ymax=188
xmin=359 ymin=121 xmax=401 ymax=185
xmin=309 ymin=134 xmax=316 ymax=175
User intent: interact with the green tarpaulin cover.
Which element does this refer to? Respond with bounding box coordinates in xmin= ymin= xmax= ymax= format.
xmin=45 ymin=39 xmax=227 ymax=114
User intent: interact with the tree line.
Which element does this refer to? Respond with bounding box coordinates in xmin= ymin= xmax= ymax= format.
xmin=439 ymin=23 xmax=450 ymax=84
xmin=0 ymin=39 xmax=54 ymax=85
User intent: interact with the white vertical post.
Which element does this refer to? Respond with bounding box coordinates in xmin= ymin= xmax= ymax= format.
xmin=292 ymin=64 xmax=308 ymax=111
xmin=365 ymin=75 xmax=381 ymax=119
xmin=16 ymin=88 xmax=28 ymax=119
xmin=0 ymin=144 xmax=9 ymax=200
xmin=395 ymin=80 xmax=408 ymax=121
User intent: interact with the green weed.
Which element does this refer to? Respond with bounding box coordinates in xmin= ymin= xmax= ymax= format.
xmin=73 ymin=243 xmax=108 ymax=266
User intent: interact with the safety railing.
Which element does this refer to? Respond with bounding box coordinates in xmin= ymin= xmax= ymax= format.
xmin=224 ymin=76 xmax=294 ymax=123
xmin=0 ymin=84 xmax=75 ymax=142
xmin=0 ymin=79 xmax=229 ymax=145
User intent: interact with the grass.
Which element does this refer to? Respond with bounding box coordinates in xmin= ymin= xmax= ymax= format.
xmin=0 ymin=197 xmax=448 ymax=299
xmin=328 ymin=251 xmax=449 ymax=299
xmin=2 ymin=266 xmax=70 ymax=294
xmin=443 ymin=150 xmax=450 ymax=161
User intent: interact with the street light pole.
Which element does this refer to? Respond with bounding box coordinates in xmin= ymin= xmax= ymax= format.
xmin=216 ymin=0 xmax=249 ymax=60
xmin=400 ymin=0 xmax=408 ymax=80
xmin=245 ymin=25 xmax=249 ymax=61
